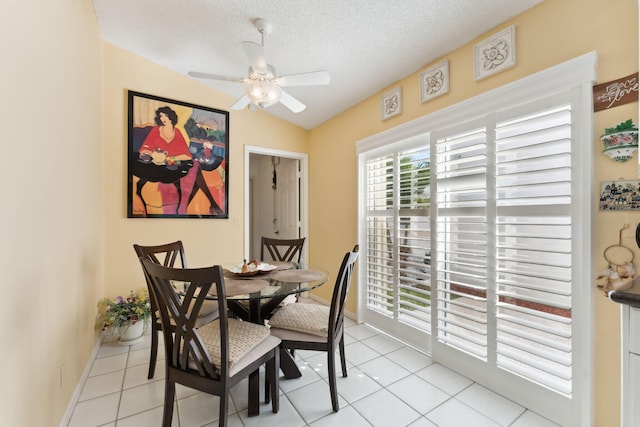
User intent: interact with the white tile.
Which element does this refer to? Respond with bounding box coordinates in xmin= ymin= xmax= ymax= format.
xmin=333 ymin=367 xmax=382 ymax=403
xmin=177 ymin=391 xmax=235 ymax=426
xmin=303 ymin=350 xmax=352 ymax=379
xmin=126 ymin=347 xmax=153 ymax=367
xmin=426 ymin=398 xmax=500 ymax=427
xmin=344 ymin=324 xmax=380 ymax=341
xmin=387 ymin=375 xmax=450 ymax=414
xmin=352 ymin=388 xmax=421 ymax=427
xmin=79 ymin=370 xmax=125 ymax=401
xmin=96 ymin=341 xmax=129 ymax=359
xmin=310 ymin=405 xmax=371 ymax=426
xmin=71 ymin=322 xmax=566 ymax=427
xmin=343 ymin=332 xmax=357 ymax=345
xmin=175 ymin=383 xmax=202 ymax=400
xmin=278 ymin=360 xmax=323 ymax=393
xmin=408 ymin=416 xmax=438 ymax=426
xmin=511 ymin=410 xmax=561 ymax=427
xmin=361 ymin=333 xmax=405 ymax=355
xmin=116 ymin=404 xmax=179 ymax=427
xmin=456 ymin=383 xmax=525 ymax=426
xmin=386 ymin=345 xmax=433 ymax=372
xmin=118 ymin=379 xmax=166 ymax=418
xmin=202 ymin=412 xmax=244 ymax=427
xmin=122 ymin=361 xmax=165 ymax=390
xmin=287 ymin=380 xmax=348 ymax=423
xmin=358 ymin=356 xmax=411 ymax=386
xmin=89 ymin=353 xmax=128 ymax=376
xmin=240 ymin=395 xmax=306 ymax=427
xmin=68 ymin=392 xmax=119 ymax=427
xmin=415 ymin=363 xmax=473 ymax=395
xmin=343 ymin=341 xmax=381 ymax=366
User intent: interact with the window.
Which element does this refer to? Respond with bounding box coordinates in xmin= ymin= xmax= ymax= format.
xmin=363 ymin=145 xmax=432 ymax=347
xmin=358 ymin=53 xmax=595 ymax=426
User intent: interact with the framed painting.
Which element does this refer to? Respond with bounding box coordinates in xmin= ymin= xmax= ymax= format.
xmin=381 ymin=86 xmax=402 ymax=120
xmin=127 ymin=90 xmax=229 ymax=218
xmin=599 ymin=180 xmax=640 ymax=211
xmin=420 ymin=59 xmax=449 ymax=103
xmin=474 ymin=25 xmax=516 ymax=81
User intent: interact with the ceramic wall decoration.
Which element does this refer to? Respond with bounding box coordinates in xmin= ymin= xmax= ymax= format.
xmin=473 ymin=25 xmax=516 ymax=81
xmin=601 ymin=119 xmax=638 ymax=162
xmin=420 ymin=60 xmax=449 ymax=102
xmin=381 ymin=86 xmax=402 ymax=120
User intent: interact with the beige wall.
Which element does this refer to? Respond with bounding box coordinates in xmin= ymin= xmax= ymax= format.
xmin=101 ymin=44 xmax=309 ymax=297
xmin=308 ymin=0 xmax=637 ymax=425
xmin=0 ymin=0 xmax=104 ymax=425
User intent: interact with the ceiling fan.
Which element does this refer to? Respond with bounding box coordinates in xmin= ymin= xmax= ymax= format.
xmin=188 ymin=18 xmax=330 ymax=113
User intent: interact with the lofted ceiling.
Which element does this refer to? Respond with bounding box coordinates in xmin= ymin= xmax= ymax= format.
xmin=92 ymin=0 xmax=542 ymax=130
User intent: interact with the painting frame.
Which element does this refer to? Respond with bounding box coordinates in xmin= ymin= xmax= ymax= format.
xmin=420 ymin=59 xmax=450 ymax=103
xmin=474 ymin=25 xmax=516 ymax=81
xmin=127 ymin=90 xmax=229 ymax=218
xmin=381 ymin=86 xmax=402 ymax=121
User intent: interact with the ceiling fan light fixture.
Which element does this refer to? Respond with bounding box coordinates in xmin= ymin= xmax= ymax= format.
xmin=245 ymin=78 xmax=282 ymax=108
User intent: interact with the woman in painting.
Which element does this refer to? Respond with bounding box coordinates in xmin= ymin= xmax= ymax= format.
xmin=138 ymin=106 xmax=192 ymax=165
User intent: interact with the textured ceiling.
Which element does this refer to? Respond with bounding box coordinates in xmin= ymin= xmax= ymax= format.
xmin=92 ymin=0 xmax=542 ymax=129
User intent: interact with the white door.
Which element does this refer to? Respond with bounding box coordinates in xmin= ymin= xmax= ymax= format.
xmin=272 ymin=157 xmax=300 ymax=239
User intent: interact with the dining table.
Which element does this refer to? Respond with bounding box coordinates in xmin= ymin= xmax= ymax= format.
xmin=217 ymin=261 xmax=329 ymax=380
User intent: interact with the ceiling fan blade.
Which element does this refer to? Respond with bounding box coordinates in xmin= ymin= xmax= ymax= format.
xmin=230 ymin=94 xmax=251 ymax=110
xmin=188 ymin=71 xmax=243 ymax=83
xmin=278 ymin=90 xmax=306 ymax=113
xmin=277 ymin=71 xmax=330 ymax=87
xmin=242 ymin=41 xmax=268 ymax=75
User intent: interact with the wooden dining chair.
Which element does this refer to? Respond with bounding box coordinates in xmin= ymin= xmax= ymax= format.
xmin=260 ymin=237 xmax=306 ymax=264
xmin=267 ymin=244 xmax=359 ymax=412
xmin=134 ymin=241 xmax=219 ymax=379
xmin=139 ymin=259 xmax=280 ymax=427
xmin=228 ymin=237 xmax=308 ymax=322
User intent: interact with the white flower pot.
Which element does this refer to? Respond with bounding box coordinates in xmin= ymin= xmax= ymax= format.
xmin=601 ymin=131 xmax=639 ymax=162
xmin=118 ymin=321 xmax=144 ymax=346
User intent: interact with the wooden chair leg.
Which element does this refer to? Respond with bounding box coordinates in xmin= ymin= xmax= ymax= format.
xmin=339 ymin=335 xmax=348 ymax=377
xmin=327 ymin=350 xmax=340 ymax=412
xmin=148 ymin=324 xmax=159 ymax=379
xmin=247 ymin=369 xmax=260 ymax=416
xmin=162 ymin=379 xmax=176 ymax=427
xmin=267 ymin=350 xmax=280 ymax=413
xmin=218 ymin=388 xmax=228 ymax=427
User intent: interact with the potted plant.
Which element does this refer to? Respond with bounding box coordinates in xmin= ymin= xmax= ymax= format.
xmin=97 ymin=289 xmax=151 ymax=345
xmin=601 ymin=119 xmax=639 ymax=162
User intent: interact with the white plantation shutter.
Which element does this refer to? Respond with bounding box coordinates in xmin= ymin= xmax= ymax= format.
xmin=358 ymin=53 xmax=595 ymax=426
xmin=494 ymin=105 xmax=573 ymax=395
xmin=363 ymin=145 xmax=432 ymax=341
xmin=435 ymin=126 xmax=488 ymax=359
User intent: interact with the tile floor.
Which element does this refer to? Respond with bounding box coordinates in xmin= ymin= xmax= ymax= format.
xmin=65 ymin=303 xmax=560 ymax=427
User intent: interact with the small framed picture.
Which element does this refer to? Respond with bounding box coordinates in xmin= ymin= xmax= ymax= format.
xmin=420 ymin=60 xmax=449 ymax=103
xmin=381 ymin=86 xmax=402 ymax=120
xmin=599 ymin=180 xmax=640 ymax=211
xmin=474 ymin=25 xmax=516 ymax=81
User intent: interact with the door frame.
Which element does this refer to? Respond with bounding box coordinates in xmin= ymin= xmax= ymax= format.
xmin=244 ymin=145 xmax=309 ymax=262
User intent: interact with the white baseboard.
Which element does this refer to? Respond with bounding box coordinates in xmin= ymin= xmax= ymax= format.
xmin=59 ymin=337 xmax=102 ymax=427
